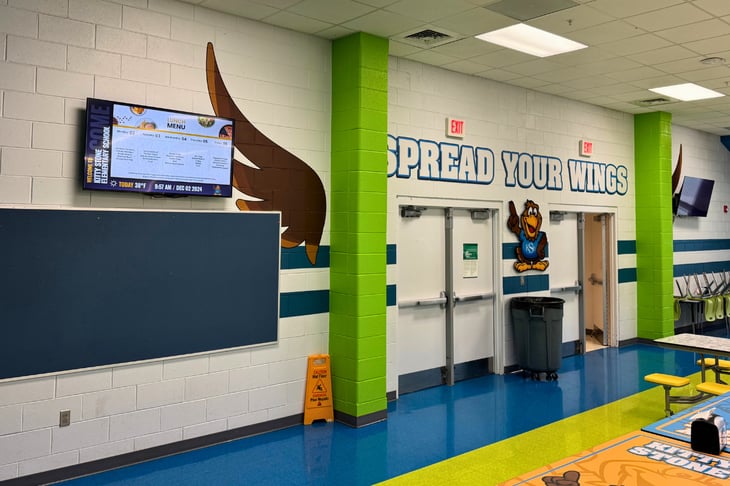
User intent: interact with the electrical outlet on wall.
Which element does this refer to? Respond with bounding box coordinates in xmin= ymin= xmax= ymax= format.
xmin=59 ymin=410 xmax=71 ymax=427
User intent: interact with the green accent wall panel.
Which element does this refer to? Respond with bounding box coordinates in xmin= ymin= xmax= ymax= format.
xmin=634 ymin=112 xmax=674 ymax=339
xmin=330 ymin=32 xmax=389 ymax=422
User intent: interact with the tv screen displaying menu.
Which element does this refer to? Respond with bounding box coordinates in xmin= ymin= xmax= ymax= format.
xmin=83 ymin=98 xmax=235 ymax=197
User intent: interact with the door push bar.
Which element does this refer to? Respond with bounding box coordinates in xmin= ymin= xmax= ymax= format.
xmin=550 ymin=280 xmax=582 ymax=294
xmin=398 ymin=291 xmax=448 ymax=309
xmin=398 ymin=291 xmax=494 ymax=309
xmin=454 ymin=292 xmax=495 ymax=304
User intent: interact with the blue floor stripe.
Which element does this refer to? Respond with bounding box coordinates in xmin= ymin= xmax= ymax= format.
xmin=60 ymin=343 xmax=700 ymax=486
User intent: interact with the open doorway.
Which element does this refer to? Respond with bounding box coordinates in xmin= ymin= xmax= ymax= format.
xmin=583 ymin=213 xmax=612 ymax=352
xmin=548 ymin=210 xmax=617 ymax=354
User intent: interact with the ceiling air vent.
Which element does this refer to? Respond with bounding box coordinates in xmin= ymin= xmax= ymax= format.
xmin=406 ymin=29 xmax=450 ymax=42
xmin=399 ymin=27 xmax=458 ymax=48
xmin=631 ymin=97 xmax=674 ymax=107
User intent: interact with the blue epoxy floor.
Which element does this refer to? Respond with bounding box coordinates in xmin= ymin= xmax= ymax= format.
xmin=61 ymin=344 xmax=699 ymax=485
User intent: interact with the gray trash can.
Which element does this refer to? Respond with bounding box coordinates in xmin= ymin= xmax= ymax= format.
xmin=511 ymin=296 xmax=565 ymax=380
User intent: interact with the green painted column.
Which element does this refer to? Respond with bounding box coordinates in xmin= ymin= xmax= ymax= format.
xmin=329 ymin=32 xmax=388 ymax=425
xmin=634 ymin=112 xmax=674 ymax=339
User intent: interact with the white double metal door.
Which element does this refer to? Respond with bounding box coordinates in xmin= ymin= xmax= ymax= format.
xmin=397 ymin=206 xmax=496 ymax=385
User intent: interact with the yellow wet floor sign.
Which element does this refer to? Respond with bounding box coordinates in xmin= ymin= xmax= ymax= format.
xmin=304 ymin=354 xmax=333 ymax=425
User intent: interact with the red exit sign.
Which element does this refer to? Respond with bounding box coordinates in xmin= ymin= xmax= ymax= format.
xmin=446 ymin=117 xmax=465 ymax=138
xmin=580 ymin=139 xmax=593 ymax=157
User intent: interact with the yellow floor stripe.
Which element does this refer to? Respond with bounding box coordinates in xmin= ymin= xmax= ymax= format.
xmin=377 ymin=373 xmax=705 ymax=486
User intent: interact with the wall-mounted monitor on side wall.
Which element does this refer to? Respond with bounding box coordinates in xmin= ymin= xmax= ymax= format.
xmin=83 ymin=98 xmax=235 ymax=197
xmin=673 ymin=175 xmax=715 ymax=217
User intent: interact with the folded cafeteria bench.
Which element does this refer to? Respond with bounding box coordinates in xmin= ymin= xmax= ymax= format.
xmin=644 ymin=373 xmax=705 ymax=417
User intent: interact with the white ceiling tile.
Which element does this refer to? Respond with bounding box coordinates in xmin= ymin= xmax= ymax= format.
xmin=199 ymin=0 xmax=278 ymax=19
xmin=529 ymin=5 xmax=615 ymax=34
xmin=532 ymin=67 xmax=586 ymax=84
xmin=654 ymin=57 xmax=713 ymax=75
xmin=385 ymin=0 xmax=476 ymax=23
xmin=628 ymin=74 xmax=689 ymax=89
xmin=579 ymin=57 xmax=643 ymax=76
xmin=287 ymin=0 xmax=376 ymax=24
xmin=254 ymin=0 xmax=301 ymax=8
xmin=435 ymin=7 xmax=514 ymax=36
xmin=570 ymin=20 xmax=645 ymax=45
xmin=441 ymin=59 xmax=493 ymax=75
xmin=627 ymin=45 xmax=698 ymax=65
xmin=354 ymin=0 xmax=400 ymax=7
xmin=654 ymin=19 xmax=730 ymax=44
xmin=474 ymin=68 xmax=523 ymax=82
xmin=684 ymin=34 xmax=730 ymax=57
xmin=694 ymin=0 xmax=730 ymax=16
xmin=627 ymin=3 xmax=712 ymax=32
xmin=405 ymin=49 xmax=460 ymax=67
xmin=599 ymin=34 xmax=671 ymax=57
xmin=264 ymin=11 xmax=333 ymax=34
xmin=605 ymin=66 xmax=666 ymax=83
xmin=589 ymin=0 xmax=684 ymax=19
xmin=342 ymin=10 xmax=424 ymax=38
xmin=505 ymin=59 xmax=563 ymax=76
xmin=508 ymin=76 xmax=551 ymax=89
xmin=469 ymin=49 xmax=534 ymax=68
xmin=677 ymin=65 xmax=730 ymax=83
xmin=431 ymin=37 xmax=501 ymax=59
xmin=389 ymin=39 xmax=423 ymax=57
xmin=316 ymin=25 xmax=357 ymax=39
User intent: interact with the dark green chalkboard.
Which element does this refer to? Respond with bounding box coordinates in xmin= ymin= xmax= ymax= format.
xmin=0 ymin=209 xmax=280 ymax=379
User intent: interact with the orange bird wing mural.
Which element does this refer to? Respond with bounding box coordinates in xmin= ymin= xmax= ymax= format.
xmin=205 ymin=42 xmax=326 ymax=265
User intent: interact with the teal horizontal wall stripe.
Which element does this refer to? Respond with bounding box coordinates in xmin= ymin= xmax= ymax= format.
xmin=618 ymin=268 xmax=637 ymax=283
xmin=674 ymin=261 xmax=730 ymax=277
xmin=674 ymin=239 xmax=730 ymax=252
xmin=618 ymin=240 xmax=636 ymax=255
xmin=283 ymin=245 xmax=398 ymax=269
xmin=281 ymin=246 xmax=330 ymax=269
xmin=503 ymin=274 xmax=550 ymax=294
xmin=280 ymin=290 xmax=328 ymax=317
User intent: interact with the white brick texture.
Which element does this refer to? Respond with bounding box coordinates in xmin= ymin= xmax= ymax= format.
xmin=0 ymin=62 xmax=36 ymax=92
xmin=0 ymin=2 xmax=333 ymax=481
xmin=7 ymin=36 xmax=66 ymax=70
xmin=39 ymin=14 xmax=95 ymax=48
xmin=68 ymin=0 xmax=122 ymax=27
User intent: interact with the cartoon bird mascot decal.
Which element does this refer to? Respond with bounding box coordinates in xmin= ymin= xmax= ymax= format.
xmin=205 ymin=42 xmax=326 ymax=266
xmin=507 ymin=200 xmax=549 ymax=272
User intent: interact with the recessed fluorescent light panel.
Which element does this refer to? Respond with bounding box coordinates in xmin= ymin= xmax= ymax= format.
xmin=475 ymin=23 xmax=587 ymax=57
xmin=649 ymin=83 xmax=724 ymax=101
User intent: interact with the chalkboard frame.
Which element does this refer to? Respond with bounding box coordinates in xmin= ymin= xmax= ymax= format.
xmin=0 ymin=208 xmax=281 ymax=380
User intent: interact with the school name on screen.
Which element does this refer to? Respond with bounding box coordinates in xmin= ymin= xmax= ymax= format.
xmin=387 ymin=135 xmax=628 ymax=195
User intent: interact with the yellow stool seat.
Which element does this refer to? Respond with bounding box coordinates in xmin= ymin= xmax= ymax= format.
xmin=644 ymin=373 xmax=690 ymax=388
xmin=697 ymin=382 xmax=730 ymax=396
xmin=644 ymin=373 xmax=699 ymax=416
xmin=697 ymin=358 xmax=730 ymax=369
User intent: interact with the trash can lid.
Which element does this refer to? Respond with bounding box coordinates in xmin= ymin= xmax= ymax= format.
xmin=511 ymin=296 xmax=565 ymax=308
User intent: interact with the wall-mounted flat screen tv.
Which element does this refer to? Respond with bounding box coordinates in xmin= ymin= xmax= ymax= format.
xmin=674 ymin=175 xmax=714 ymax=217
xmin=83 ymin=98 xmax=234 ymax=197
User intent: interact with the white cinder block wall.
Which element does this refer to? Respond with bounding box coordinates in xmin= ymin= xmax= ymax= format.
xmin=672 ymin=125 xmax=730 ymax=290
xmin=386 ymin=56 xmax=637 ymax=384
xmin=0 ymin=0 xmax=330 ymax=480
